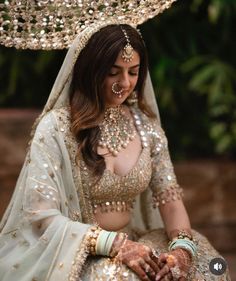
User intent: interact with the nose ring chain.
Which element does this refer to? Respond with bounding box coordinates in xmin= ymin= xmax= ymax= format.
xmin=112 ymin=82 xmax=124 ymax=98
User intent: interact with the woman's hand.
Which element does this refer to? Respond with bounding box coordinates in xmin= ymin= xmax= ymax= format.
xmin=155 ymin=248 xmax=192 ymax=281
xmin=114 ymin=239 xmax=160 ymax=281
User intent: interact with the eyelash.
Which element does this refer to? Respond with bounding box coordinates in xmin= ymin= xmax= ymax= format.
xmin=109 ymin=72 xmax=138 ymax=76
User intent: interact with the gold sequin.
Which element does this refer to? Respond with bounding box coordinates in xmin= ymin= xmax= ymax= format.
xmin=89 ymin=147 xmax=152 ymax=213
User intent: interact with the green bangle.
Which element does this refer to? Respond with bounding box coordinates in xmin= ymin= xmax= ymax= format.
xmin=104 ymin=231 xmax=117 ymax=256
xmin=169 ymin=238 xmax=197 ymax=257
xmin=96 ymin=230 xmax=118 ymax=256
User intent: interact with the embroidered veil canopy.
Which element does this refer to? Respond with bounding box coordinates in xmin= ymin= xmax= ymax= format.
xmin=0 ymin=0 xmax=176 ymax=50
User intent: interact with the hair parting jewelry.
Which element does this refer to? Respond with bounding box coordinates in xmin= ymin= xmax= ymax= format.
xmin=120 ymin=26 xmax=134 ymax=63
xmin=111 ymin=82 xmax=124 ymax=98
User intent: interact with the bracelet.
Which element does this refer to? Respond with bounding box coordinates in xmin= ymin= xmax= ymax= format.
xmin=109 ymin=232 xmax=128 ymax=257
xmin=87 ymin=227 xmax=128 ymax=257
xmin=169 ymin=238 xmax=197 ymax=258
xmin=114 ymin=233 xmax=128 ymax=261
xmin=178 ymin=230 xmax=193 ymax=240
xmin=87 ymin=225 xmax=102 ymax=255
xmin=105 ymin=231 xmax=118 ymax=256
xmin=96 ymin=230 xmax=118 ymax=256
xmin=170 ymin=229 xmax=193 ymax=242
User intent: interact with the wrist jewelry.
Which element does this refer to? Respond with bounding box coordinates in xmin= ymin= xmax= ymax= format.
xmin=113 ymin=233 xmax=128 ymax=261
xmin=169 ymin=238 xmax=197 ymax=258
xmin=96 ymin=230 xmax=118 ymax=256
xmin=87 ymin=225 xmax=102 ymax=255
xmin=176 ymin=230 xmax=193 ymax=240
xmin=109 ymin=232 xmax=128 ymax=257
xmin=170 ymin=229 xmax=193 ymax=241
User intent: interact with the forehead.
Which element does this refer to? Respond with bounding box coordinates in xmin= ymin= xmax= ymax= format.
xmin=112 ymin=50 xmax=140 ymax=68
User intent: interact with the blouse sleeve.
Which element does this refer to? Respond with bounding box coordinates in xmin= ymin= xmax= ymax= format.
xmin=149 ymin=119 xmax=184 ymax=208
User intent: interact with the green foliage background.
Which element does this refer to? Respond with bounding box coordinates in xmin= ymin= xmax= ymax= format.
xmin=0 ymin=0 xmax=235 ymax=159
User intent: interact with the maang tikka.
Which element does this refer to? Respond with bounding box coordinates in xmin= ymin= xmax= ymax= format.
xmin=120 ymin=27 xmax=134 ymax=63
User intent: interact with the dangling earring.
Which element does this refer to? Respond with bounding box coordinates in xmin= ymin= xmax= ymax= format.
xmin=126 ymin=91 xmax=138 ymax=105
xmin=112 ymin=82 xmax=124 ymax=98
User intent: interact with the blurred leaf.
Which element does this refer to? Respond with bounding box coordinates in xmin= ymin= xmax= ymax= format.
xmin=210 ymin=123 xmax=226 ymax=139
xmin=215 ymin=134 xmax=232 ymax=153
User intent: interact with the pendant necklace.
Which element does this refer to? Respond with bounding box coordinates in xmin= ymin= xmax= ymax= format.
xmin=98 ymin=105 xmax=136 ymax=156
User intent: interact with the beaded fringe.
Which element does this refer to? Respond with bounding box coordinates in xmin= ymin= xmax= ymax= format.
xmin=152 ymin=185 xmax=184 ymax=207
xmin=93 ymin=201 xmax=135 ymax=213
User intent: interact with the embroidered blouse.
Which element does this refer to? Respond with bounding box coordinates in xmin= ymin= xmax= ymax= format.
xmin=74 ymin=106 xmax=184 ymax=214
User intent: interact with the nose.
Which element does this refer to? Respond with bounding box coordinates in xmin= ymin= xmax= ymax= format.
xmin=119 ymin=72 xmax=130 ymax=89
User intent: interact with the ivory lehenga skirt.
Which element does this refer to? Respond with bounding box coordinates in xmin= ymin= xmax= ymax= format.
xmin=81 ymin=229 xmax=231 ymax=281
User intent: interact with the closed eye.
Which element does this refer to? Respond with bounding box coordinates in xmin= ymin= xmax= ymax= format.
xmin=108 ymin=72 xmax=118 ymax=76
xmin=129 ymin=72 xmax=138 ymax=76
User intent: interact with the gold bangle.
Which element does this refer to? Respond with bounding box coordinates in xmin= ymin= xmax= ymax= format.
xmin=113 ymin=233 xmax=128 ymax=260
xmin=87 ymin=225 xmax=102 ymax=255
xmin=169 ymin=229 xmax=193 ymax=245
xmin=177 ymin=230 xmax=193 ymax=240
xmin=109 ymin=232 xmax=128 ymax=257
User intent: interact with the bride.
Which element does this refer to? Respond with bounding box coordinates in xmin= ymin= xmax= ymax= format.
xmin=0 ymin=21 xmax=230 ymax=281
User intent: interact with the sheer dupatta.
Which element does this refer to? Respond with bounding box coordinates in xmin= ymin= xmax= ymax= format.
xmin=0 ymin=20 xmax=163 ymax=281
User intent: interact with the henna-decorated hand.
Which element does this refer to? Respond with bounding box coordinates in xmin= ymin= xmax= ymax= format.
xmin=155 ymin=248 xmax=192 ymax=281
xmin=114 ymin=239 xmax=160 ymax=281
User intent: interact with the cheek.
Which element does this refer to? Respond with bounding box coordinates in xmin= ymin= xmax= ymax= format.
xmin=132 ymin=77 xmax=139 ymax=88
xmin=103 ymin=79 xmax=112 ymax=92
xmin=105 ymin=81 xmax=113 ymax=93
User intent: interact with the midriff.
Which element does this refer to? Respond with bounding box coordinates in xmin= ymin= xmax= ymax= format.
xmin=94 ymin=208 xmax=131 ymax=231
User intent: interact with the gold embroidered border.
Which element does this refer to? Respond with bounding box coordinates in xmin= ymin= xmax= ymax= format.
xmin=68 ymin=226 xmax=95 ymax=281
xmin=53 ymin=108 xmax=94 ymax=223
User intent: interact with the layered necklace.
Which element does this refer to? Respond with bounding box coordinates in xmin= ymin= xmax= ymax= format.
xmin=98 ymin=105 xmax=136 ymax=156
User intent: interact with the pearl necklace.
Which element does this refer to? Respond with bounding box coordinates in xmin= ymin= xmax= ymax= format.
xmin=98 ymin=106 xmax=136 ymax=156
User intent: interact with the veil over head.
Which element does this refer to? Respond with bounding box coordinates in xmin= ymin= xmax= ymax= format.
xmin=31 ymin=19 xmax=161 ymax=137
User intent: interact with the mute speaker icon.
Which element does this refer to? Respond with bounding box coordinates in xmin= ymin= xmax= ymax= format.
xmin=209 ymin=258 xmax=227 ymax=275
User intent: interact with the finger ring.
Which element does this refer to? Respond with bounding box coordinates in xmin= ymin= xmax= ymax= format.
xmin=170 ymin=265 xmax=181 ymax=280
xmin=151 ymin=249 xmax=160 ymax=258
xmin=144 ymin=264 xmax=151 ymax=273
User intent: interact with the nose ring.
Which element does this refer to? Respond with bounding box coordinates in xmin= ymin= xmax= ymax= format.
xmin=112 ymin=82 xmax=124 ymax=98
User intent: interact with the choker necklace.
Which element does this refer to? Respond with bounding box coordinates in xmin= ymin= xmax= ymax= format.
xmin=98 ymin=106 xmax=136 ymax=156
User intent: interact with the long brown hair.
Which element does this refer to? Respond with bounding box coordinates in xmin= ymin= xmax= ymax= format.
xmin=69 ymin=24 xmax=155 ymax=175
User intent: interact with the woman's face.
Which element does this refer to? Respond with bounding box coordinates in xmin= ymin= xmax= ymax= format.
xmin=103 ymin=50 xmax=140 ymax=107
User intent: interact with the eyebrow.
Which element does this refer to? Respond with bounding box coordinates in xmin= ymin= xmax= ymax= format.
xmin=112 ymin=64 xmax=140 ymax=69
